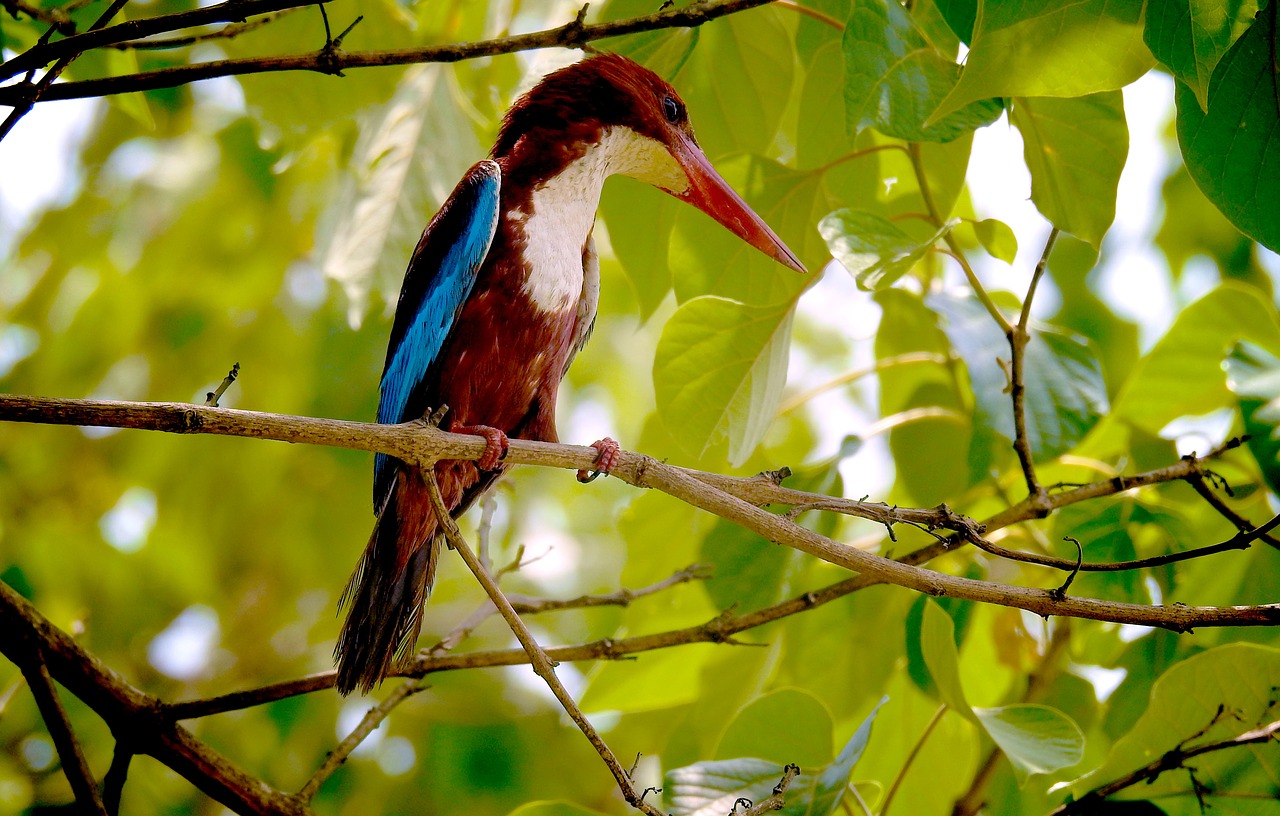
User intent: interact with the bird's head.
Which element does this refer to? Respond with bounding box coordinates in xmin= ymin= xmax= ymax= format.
xmin=493 ymin=54 xmax=806 ymax=274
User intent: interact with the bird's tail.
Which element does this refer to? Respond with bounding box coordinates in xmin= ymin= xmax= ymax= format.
xmin=334 ymin=470 xmax=441 ymax=695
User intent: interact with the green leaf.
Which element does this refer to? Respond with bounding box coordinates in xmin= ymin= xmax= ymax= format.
xmin=919 ymin=600 xmax=973 ymax=717
xmin=1225 ymin=342 xmax=1280 ymax=495
xmin=935 ymin=0 xmax=978 ymax=43
xmin=1012 ymin=93 xmax=1128 ymax=248
xmin=600 ymin=179 xmax=676 ymax=321
xmin=843 ymin=0 xmax=1003 ymax=143
xmin=1113 ymin=283 xmax=1280 ymax=433
xmin=1155 ymin=168 xmax=1256 ymax=281
xmin=920 ymin=606 xmax=1083 ymax=782
xmin=602 ymin=0 xmax=701 ymax=78
xmin=104 ymin=49 xmax=154 ymax=131
xmin=716 ymin=689 xmax=835 ymax=768
xmin=972 ymin=218 xmax=1018 ymax=264
xmin=1145 ymin=0 xmax=1259 ymax=110
xmin=670 ymin=156 xmax=821 ymax=305
xmin=654 ymin=297 xmax=795 ymax=465
xmin=973 ymin=705 xmax=1084 ymax=781
xmin=676 ymin=7 xmax=794 ymax=159
xmin=930 ymin=293 xmax=1108 ymax=462
xmin=1070 ymin=644 xmax=1280 ymax=801
xmin=1025 ymin=329 xmax=1110 ymax=460
xmin=1175 ymin=8 xmax=1280 ymax=253
xmin=933 ymin=0 xmax=1154 ymax=120
xmin=666 ymin=696 xmax=888 ymax=816
xmin=819 ymin=210 xmax=957 ymax=290
xmin=317 ymin=66 xmax=485 ymax=326
xmin=700 ymin=518 xmax=792 ymax=612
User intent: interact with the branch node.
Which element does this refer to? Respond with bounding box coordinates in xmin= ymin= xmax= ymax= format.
xmin=1048 ymin=537 xmax=1082 ymax=601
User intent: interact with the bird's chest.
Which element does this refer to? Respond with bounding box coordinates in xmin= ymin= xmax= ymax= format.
xmin=510 ymin=155 xmax=608 ymax=314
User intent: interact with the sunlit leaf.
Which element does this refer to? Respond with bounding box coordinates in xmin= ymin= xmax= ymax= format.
xmin=1012 ymin=93 xmax=1128 ymax=248
xmin=919 ymin=600 xmax=972 ymax=716
xmin=654 ymin=297 xmax=795 ymax=465
xmin=973 ymin=218 xmax=1018 ymax=264
xmin=843 ymin=0 xmax=1002 ymax=143
xmin=700 ymin=518 xmax=793 ymax=611
xmin=666 ymin=696 xmax=888 ymax=816
xmin=1113 ymin=283 xmax=1280 ymax=432
xmin=933 ymin=0 xmax=1154 ymax=120
xmin=930 ymin=293 xmax=1108 ymax=462
xmin=1145 ymin=0 xmax=1259 ymax=110
xmin=317 ymin=66 xmax=485 ymax=327
xmin=973 ymin=705 xmax=1084 ymax=781
xmin=819 ymin=210 xmax=957 ymax=290
xmin=716 ymin=689 xmax=835 ymax=767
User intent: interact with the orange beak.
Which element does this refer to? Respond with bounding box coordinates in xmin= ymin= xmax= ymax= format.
xmin=668 ymin=134 xmax=807 ymax=274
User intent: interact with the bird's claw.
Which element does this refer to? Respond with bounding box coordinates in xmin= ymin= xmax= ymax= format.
xmin=452 ymin=422 xmax=509 ymax=471
xmin=577 ymin=437 xmax=620 ymax=483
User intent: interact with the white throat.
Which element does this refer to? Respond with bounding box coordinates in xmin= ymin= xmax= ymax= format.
xmin=517 ymin=127 xmax=687 ymax=313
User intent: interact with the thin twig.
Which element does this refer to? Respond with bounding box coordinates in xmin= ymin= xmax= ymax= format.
xmin=0 ymin=0 xmax=326 ymax=81
xmin=879 ymin=705 xmax=946 ymax=816
xmin=0 ymin=0 xmax=130 ymax=141
xmin=297 ymin=677 xmax=426 ymax=801
xmin=420 ymin=474 xmax=664 ymax=815
xmin=203 ymin=362 xmax=239 ymax=407
xmin=1188 ymin=472 xmax=1280 ymax=550
xmin=0 ymin=0 xmax=781 ymax=104
xmin=734 ymin=763 xmax=802 ymax=815
xmin=110 ymin=10 xmax=296 ymax=50
xmin=102 ymin=741 xmax=133 ymax=816
xmin=968 ymin=513 xmax=1280 ymax=573
xmin=1008 ymin=228 xmax=1060 ymax=498
xmin=777 ymin=352 xmax=951 ymax=415
xmin=908 ymin=142 xmax=1012 ymax=334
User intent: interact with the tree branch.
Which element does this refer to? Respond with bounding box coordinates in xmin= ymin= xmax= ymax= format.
xmin=2 ymin=394 xmax=1276 ymax=634
xmin=0 ymin=581 xmax=310 ymax=815
xmin=0 ymin=0 xmax=327 ymax=81
xmin=0 ymin=0 xmax=780 ymax=105
xmin=18 ymin=645 xmax=108 ymax=815
xmin=1054 ymin=715 xmax=1280 ymax=813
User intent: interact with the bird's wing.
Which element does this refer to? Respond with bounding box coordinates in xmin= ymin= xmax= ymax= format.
xmin=563 ymin=232 xmax=601 ymax=379
xmin=374 ymin=160 xmax=501 ymax=507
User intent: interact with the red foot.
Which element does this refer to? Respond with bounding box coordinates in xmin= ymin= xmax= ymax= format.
xmin=577 ymin=437 xmax=620 ymax=483
xmin=451 ymin=421 xmax=508 ymax=471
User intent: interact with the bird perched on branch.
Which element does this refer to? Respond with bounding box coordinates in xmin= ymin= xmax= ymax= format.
xmin=335 ymin=53 xmax=804 ymax=694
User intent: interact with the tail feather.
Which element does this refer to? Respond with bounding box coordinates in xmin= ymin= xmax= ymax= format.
xmin=335 ymin=470 xmax=441 ymax=695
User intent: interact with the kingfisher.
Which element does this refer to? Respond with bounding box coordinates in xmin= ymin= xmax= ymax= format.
xmin=335 ymin=53 xmax=805 ymax=694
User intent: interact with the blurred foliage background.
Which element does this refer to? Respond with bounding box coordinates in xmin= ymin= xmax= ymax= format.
xmin=1 ymin=0 xmax=1279 ymax=814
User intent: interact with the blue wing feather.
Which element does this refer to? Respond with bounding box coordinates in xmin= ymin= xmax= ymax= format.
xmin=374 ymin=160 xmax=501 ymax=508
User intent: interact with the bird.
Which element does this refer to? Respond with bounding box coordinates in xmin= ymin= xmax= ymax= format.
xmin=335 ymin=53 xmax=805 ymax=695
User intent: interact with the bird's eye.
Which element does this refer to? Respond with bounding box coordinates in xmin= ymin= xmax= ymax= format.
xmin=661 ymin=95 xmax=684 ymax=124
